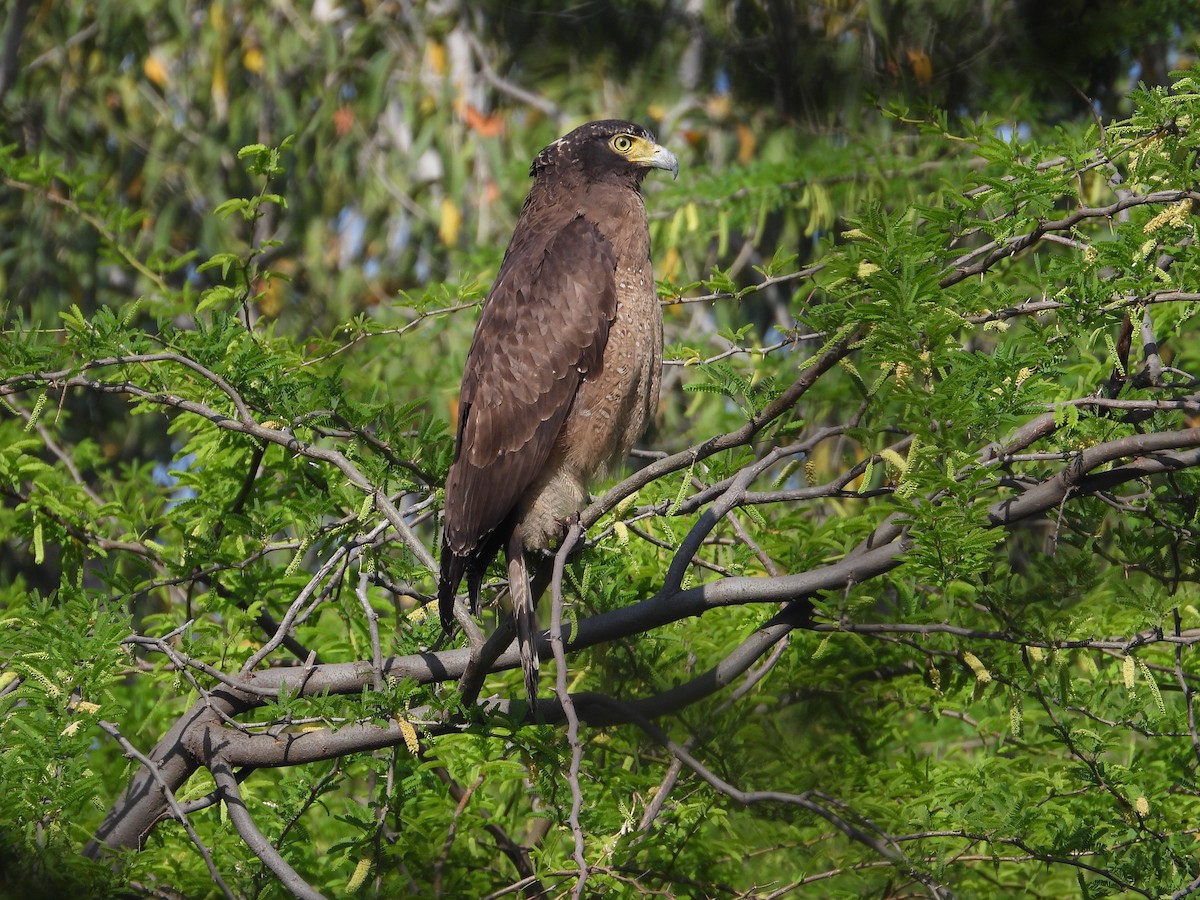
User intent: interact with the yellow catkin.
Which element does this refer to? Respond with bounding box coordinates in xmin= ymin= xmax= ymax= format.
xmin=396 ymin=717 xmax=420 ymax=754
xmin=962 ymin=652 xmax=991 ymax=684
xmin=1143 ymin=198 xmax=1192 ymax=233
xmin=614 ymin=520 xmax=629 ymax=546
xmin=879 ymin=448 xmax=909 ymax=474
xmin=347 ymin=857 xmax=371 ymax=892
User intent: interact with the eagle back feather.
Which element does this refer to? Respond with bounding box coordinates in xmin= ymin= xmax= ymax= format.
xmin=439 ymin=213 xmax=617 ymax=620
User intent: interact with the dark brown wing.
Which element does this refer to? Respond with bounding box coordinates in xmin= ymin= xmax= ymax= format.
xmin=438 ymin=214 xmax=617 ymax=628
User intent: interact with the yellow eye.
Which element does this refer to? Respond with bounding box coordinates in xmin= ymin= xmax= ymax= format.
xmin=612 ymin=134 xmax=634 ymax=153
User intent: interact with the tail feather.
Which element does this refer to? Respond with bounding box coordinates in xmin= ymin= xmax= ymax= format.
xmin=441 ymin=518 xmax=514 ymax=634
xmin=437 ymin=551 xmax=466 ymax=634
xmin=506 ymin=531 xmax=539 ymax=706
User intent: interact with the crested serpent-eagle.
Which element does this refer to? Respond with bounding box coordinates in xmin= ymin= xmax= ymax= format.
xmin=438 ymin=119 xmax=678 ymax=699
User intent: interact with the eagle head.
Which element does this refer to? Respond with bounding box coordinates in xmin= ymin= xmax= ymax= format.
xmin=530 ymin=119 xmax=679 ymax=187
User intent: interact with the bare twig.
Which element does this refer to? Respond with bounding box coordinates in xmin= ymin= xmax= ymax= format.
xmin=97 ymin=722 xmax=236 ymax=900
xmin=583 ymin=326 xmax=862 ymax=528
xmin=549 ymin=522 xmax=588 ymax=896
xmin=209 ymin=758 xmax=327 ymax=900
xmin=356 ymin=568 xmax=385 ymax=693
xmin=939 ymin=189 xmax=1200 ymax=288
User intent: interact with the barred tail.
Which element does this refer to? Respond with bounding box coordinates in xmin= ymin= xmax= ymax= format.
xmin=506 ymin=529 xmax=539 ymax=706
xmin=512 ymin=573 xmax=540 ymax=705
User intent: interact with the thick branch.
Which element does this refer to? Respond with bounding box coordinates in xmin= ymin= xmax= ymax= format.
xmin=88 ymin=415 xmax=1200 ymax=854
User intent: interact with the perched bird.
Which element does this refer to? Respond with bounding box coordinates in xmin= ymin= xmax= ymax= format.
xmin=438 ymin=119 xmax=678 ymax=700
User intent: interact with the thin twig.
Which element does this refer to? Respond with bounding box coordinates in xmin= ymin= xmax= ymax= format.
xmin=97 ymin=722 xmax=236 ymax=900
xmin=209 ymin=758 xmax=327 ymax=900
xmin=357 ymin=569 xmax=385 ymax=693
xmin=549 ymin=522 xmax=588 ymax=896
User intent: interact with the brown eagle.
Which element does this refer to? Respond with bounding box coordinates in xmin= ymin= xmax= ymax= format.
xmin=438 ymin=119 xmax=677 ymax=699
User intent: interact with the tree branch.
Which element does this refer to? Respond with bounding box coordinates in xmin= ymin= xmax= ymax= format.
xmin=209 ymin=758 xmax=326 ymax=900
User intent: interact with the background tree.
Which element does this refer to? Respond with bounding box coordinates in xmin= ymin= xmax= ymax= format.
xmin=4 ymin=2 xmax=1200 ymax=897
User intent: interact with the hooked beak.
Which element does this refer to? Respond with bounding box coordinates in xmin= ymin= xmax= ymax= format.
xmin=630 ymin=139 xmax=680 ymax=180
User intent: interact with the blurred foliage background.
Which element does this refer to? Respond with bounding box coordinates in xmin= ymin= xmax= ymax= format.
xmin=7 ymin=0 xmax=1195 ymax=322
xmin=5 ymin=1 xmax=1200 ymax=897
